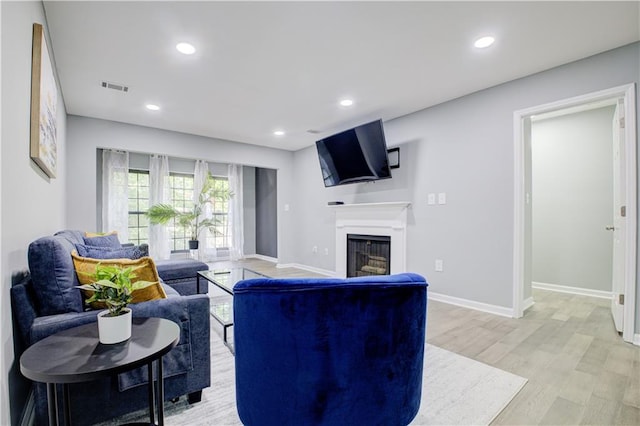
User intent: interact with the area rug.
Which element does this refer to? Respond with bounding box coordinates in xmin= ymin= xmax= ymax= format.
xmin=105 ymin=331 xmax=527 ymax=426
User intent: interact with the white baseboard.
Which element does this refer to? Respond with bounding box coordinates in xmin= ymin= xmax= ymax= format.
xmin=276 ymin=263 xmax=335 ymax=277
xmin=523 ymin=297 xmax=535 ymax=311
xmin=532 ymin=281 xmax=612 ymax=300
xmin=428 ymin=291 xmax=514 ymax=318
xmin=245 ymin=254 xmax=278 ymax=263
xmin=633 ymin=333 xmax=640 ymax=346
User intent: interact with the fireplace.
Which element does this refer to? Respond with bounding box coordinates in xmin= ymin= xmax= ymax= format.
xmin=347 ymin=234 xmax=391 ymax=277
xmin=331 ymin=202 xmax=410 ymax=278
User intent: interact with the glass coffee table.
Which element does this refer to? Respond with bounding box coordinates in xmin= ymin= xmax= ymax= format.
xmin=197 ymin=268 xmax=269 ymax=352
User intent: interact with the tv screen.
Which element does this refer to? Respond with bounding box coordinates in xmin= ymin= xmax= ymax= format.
xmin=315 ymin=119 xmax=392 ymax=187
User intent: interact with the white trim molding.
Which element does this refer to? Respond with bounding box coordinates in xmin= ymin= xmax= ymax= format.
xmin=276 ymin=263 xmax=335 ymax=277
xmin=523 ymin=297 xmax=535 ymax=312
xmin=633 ymin=334 xmax=640 ymax=346
xmin=513 ymin=83 xmax=637 ymax=343
xmin=330 ymin=202 xmax=411 ymax=278
xmin=533 ymin=282 xmax=612 ymax=300
xmin=428 ymin=291 xmax=514 ymax=318
xmin=245 ymin=254 xmax=278 ymax=263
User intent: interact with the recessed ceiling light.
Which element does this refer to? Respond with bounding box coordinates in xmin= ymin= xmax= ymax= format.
xmin=273 ymin=130 xmax=285 ymax=136
xmin=176 ymin=42 xmax=196 ymax=55
xmin=145 ymin=104 xmax=160 ymax=111
xmin=474 ymin=36 xmax=495 ymax=49
xmin=339 ymin=99 xmax=354 ymax=107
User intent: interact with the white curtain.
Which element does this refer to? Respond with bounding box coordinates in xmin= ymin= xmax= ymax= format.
xmin=149 ymin=155 xmax=170 ymax=259
xmin=194 ymin=160 xmax=217 ymax=260
xmin=102 ymin=150 xmax=129 ymax=242
xmin=228 ymin=164 xmax=244 ymax=261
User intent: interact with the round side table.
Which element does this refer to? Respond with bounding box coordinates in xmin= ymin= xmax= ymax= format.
xmin=20 ymin=317 xmax=180 ymax=426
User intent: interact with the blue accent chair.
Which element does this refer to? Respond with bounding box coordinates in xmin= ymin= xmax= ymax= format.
xmin=233 ymin=273 xmax=428 ymax=426
xmin=11 ymin=230 xmax=211 ymax=426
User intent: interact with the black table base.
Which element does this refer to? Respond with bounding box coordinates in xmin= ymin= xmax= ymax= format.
xmin=21 ymin=318 xmax=179 ymax=426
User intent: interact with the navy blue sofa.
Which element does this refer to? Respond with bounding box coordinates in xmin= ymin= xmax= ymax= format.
xmin=234 ymin=273 xmax=428 ymax=426
xmin=11 ymin=230 xmax=211 ymax=426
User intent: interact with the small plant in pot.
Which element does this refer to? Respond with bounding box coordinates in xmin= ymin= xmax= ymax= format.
xmin=146 ymin=172 xmax=231 ymax=250
xmin=77 ymin=263 xmax=156 ymax=344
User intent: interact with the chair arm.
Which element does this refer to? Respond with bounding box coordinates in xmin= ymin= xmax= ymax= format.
xmin=29 ymin=294 xmax=210 ymax=348
xmin=30 ymin=310 xmax=101 ymax=345
xmin=118 ymin=293 xmax=211 ymax=391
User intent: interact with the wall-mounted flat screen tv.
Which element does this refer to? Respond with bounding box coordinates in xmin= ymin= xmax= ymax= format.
xmin=315 ymin=119 xmax=392 ymax=187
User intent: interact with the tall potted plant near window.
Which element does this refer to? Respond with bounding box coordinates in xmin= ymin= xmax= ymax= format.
xmin=146 ymin=172 xmax=231 ymax=250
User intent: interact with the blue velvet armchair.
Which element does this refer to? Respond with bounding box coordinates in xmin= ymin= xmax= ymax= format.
xmin=11 ymin=230 xmax=211 ymax=426
xmin=233 ymin=273 xmax=428 ymax=426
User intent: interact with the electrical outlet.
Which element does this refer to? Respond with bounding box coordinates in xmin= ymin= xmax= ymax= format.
xmin=324 ymin=248 xmax=329 ymax=255
xmin=438 ymin=193 xmax=446 ymax=205
xmin=435 ymin=259 xmax=444 ymax=272
xmin=312 ymin=246 xmax=318 ymax=253
xmin=427 ymin=193 xmax=436 ymax=205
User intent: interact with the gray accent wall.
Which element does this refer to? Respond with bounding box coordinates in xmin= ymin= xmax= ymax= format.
xmin=243 ymin=166 xmax=257 ymax=255
xmin=532 ymin=106 xmax=616 ymax=292
xmin=255 ymin=168 xmax=278 ymax=258
xmin=1 ymin=2 xmax=68 ymax=425
xmin=291 ymin=42 xmax=640 ymax=327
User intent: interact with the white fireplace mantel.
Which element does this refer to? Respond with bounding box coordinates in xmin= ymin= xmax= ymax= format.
xmin=330 ymin=202 xmax=411 ymax=277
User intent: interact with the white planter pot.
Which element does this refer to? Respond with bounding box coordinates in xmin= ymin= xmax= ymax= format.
xmin=97 ymin=308 xmax=132 ymax=344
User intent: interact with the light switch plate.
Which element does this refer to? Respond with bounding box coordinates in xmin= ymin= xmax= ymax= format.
xmin=438 ymin=193 xmax=446 ymax=205
xmin=428 ymin=193 xmax=436 ymax=205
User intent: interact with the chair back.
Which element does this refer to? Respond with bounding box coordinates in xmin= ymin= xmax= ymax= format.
xmin=234 ymin=273 xmax=428 ymax=426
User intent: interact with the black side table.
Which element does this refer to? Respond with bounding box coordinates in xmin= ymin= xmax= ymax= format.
xmin=20 ymin=317 xmax=180 ymax=426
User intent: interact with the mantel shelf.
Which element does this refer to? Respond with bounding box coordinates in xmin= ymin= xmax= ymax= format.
xmin=328 ymin=201 xmax=411 ymax=210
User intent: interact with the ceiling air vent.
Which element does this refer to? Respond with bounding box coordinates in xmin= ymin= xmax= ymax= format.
xmin=101 ymin=81 xmax=129 ymax=93
xmin=306 ymin=129 xmax=321 ymax=134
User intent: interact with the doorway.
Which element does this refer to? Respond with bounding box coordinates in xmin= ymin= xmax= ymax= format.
xmin=513 ymin=84 xmax=637 ymax=344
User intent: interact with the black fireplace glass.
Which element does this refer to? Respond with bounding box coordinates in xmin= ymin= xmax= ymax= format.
xmin=346 ymin=234 xmax=391 ymax=278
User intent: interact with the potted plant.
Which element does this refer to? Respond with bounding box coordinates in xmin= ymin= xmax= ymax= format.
xmin=77 ymin=263 xmax=156 ymax=344
xmin=146 ymin=172 xmax=231 ymax=250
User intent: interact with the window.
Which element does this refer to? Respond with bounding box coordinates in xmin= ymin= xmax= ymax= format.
xmin=127 ymin=169 xmax=231 ymax=253
xmin=205 ymin=177 xmax=231 ymax=249
xmin=168 ymin=173 xmax=194 ymax=252
xmin=128 ymin=170 xmax=149 ymax=246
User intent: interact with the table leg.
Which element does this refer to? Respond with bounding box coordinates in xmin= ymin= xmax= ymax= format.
xmin=47 ymin=383 xmax=58 ymax=426
xmin=148 ymin=361 xmax=155 ymax=425
xmin=196 ymin=274 xmax=201 ymax=294
xmin=63 ymin=384 xmax=71 ymax=426
xmin=157 ymin=356 xmax=165 ymax=426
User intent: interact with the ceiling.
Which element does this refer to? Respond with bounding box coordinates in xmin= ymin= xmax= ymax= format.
xmin=43 ymin=1 xmax=640 ymax=152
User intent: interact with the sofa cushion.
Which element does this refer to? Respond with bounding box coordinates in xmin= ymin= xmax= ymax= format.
xmin=75 ymin=244 xmax=146 ymax=260
xmin=28 ymin=237 xmax=84 ymax=315
xmin=82 ymin=233 xmax=121 ymax=248
xmin=156 ymin=259 xmax=208 ymax=282
xmin=53 ymin=230 xmax=85 ymax=246
xmin=72 ymin=252 xmax=167 ymax=309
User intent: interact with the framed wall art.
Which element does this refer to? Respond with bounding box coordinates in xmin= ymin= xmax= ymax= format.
xmin=30 ymin=22 xmax=57 ymax=178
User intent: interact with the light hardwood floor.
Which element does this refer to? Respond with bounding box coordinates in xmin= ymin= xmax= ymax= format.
xmin=208 ymin=259 xmax=640 ymax=425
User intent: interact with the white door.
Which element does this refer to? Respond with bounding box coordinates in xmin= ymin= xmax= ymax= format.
xmin=610 ymin=99 xmax=625 ymax=332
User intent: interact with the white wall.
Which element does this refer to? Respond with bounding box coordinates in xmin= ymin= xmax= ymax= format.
xmin=291 ymin=43 xmax=640 ymax=320
xmin=532 ymin=106 xmax=615 ymax=291
xmin=66 ymin=116 xmax=295 ymax=263
xmin=1 ymin=1 xmax=68 ymax=424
